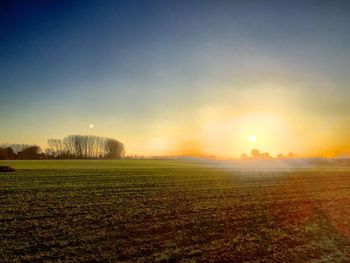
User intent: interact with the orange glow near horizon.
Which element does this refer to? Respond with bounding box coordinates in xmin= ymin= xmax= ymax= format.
xmin=2 ymin=79 xmax=350 ymax=159
xmin=119 ymin=107 xmax=350 ymax=159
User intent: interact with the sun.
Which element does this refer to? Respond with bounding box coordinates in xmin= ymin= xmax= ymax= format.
xmin=249 ymin=135 xmax=257 ymax=143
xmin=89 ymin=124 xmax=94 ymax=129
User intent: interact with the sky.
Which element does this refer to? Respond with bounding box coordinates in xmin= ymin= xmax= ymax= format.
xmin=1 ymin=0 xmax=350 ymax=158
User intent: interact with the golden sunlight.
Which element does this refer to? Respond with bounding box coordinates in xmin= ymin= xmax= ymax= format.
xmin=249 ymin=135 xmax=257 ymax=143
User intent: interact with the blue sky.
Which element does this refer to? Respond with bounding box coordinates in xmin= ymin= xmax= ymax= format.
xmin=1 ymin=1 xmax=350 ymax=157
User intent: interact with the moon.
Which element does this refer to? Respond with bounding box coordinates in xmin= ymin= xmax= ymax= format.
xmin=249 ymin=135 xmax=257 ymax=142
xmin=89 ymin=124 xmax=94 ymax=129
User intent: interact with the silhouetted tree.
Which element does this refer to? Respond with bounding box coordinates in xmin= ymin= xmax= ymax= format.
xmin=47 ymin=135 xmax=125 ymax=159
xmin=251 ymin=149 xmax=260 ymax=158
xmin=241 ymin=153 xmax=248 ymax=159
xmin=47 ymin=139 xmax=63 ymax=157
xmin=104 ymin=138 xmax=125 ymax=159
xmin=18 ymin=146 xmax=41 ymax=159
xmin=0 ymin=147 xmax=15 ymax=160
xmin=241 ymin=149 xmax=273 ymax=160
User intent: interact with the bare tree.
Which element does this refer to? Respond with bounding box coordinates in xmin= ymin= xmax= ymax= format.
xmin=47 ymin=139 xmax=63 ymax=157
xmin=104 ymin=138 xmax=125 ymax=159
xmin=47 ymin=135 xmax=125 ymax=159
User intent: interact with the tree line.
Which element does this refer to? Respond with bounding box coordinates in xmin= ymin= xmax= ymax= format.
xmin=47 ymin=135 xmax=125 ymax=159
xmin=0 ymin=145 xmax=42 ymax=160
xmin=0 ymin=135 xmax=125 ymax=160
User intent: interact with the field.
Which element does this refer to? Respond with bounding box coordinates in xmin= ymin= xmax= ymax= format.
xmin=1 ymin=160 xmax=350 ymax=262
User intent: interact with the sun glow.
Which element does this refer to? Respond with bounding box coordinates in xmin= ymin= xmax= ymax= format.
xmin=249 ymin=135 xmax=257 ymax=143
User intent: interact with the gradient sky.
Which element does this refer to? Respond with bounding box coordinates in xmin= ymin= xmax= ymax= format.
xmin=1 ymin=0 xmax=350 ymax=158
